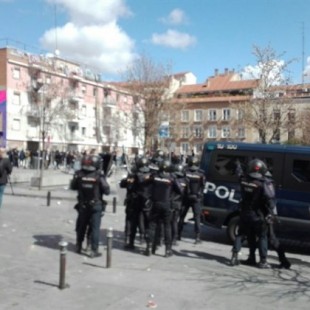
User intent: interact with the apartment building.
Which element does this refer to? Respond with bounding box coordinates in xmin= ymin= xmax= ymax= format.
xmin=0 ymin=47 xmax=144 ymax=155
xmin=170 ymin=69 xmax=310 ymax=156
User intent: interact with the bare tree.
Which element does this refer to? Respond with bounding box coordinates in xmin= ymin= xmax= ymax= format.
xmin=122 ymin=53 xmax=172 ymax=152
xmin=236 ymin=44 xmax=297 ymax=143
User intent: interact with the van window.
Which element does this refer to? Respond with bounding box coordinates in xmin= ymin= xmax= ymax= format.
xmin=292 ymin=160 xmax=310 ymax=182
xmin=208 ymin=150 xmax=279 ymax=183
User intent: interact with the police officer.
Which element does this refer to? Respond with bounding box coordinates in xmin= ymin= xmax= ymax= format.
xmin=145 ymin=159 xmax=182 ymax=257
xmin=230 ymin=159 xmax=271 ymax=268
xmin=149 ymin=149 xmax=165 ymax=172
xmin=262 ymin=171 xmax=291 ymax=269
xmin=178 ymin=156 xmax=205 ymax=243
xmin=71 ymin=154 xmax=110 ymax=258
xmin=171 ymin=163 xmax=187 ymax=245
xmin=121 ymin=157 xmax=152 ymax=249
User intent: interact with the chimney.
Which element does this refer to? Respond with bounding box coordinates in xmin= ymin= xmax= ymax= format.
xmin=214 ymin=68 xmax=218 ymax=76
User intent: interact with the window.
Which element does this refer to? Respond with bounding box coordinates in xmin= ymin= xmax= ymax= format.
xmin=194 ymin=143 xmax=203 ymax=154
xmin=208 ymin=126 xmax=217 ymax=138
xmin=81 ymin=85 xmax=86 ymax=94
xmin=223 ymin=109 xmax=231 ymax=121
xmin=181 ymin=142 xmax=189 ymax=154
xmin=13 ymin=67 xmax=20 ymax=79
xmin=292 ymin=160 xmax=310 ymax=182
xmin=193 ymin=126 xmax=203 ymax=138
xmin=93 ymin=87 xmax=97 ymax=96
xmin=181 ymin=126 xmax=190 ymax=138
xmin=181 ymin=110 xmax=189 ymax=122
xmin=12 ymin=119 xmax=20 ymax=131
xmin=237 ymin=127 xmax=245 ymax=138
xmin=208 ymin=109 xmax=217 ymax=121
xmin=288 ymin=109 xmax=296 ymax=124
xmin=13 ymin=92 xmax=21 ymax=105
xmin=46 ymin=75 xmax=51 ymax=84
xmin=222 ymin=126 xmax=230 ymax=138
xmin=104 ymin=107 xmax=112 ymax=118
xmin=273 ymin=109 xmax=281 ymax=121
xmin=81 ymin=105 xmax=86 ymax=116
xmin=81 ymin=127 xmax=86 ymax=136
xmin=237 ymin=109 xmax=244 ymax=121
xmin=194 ymin=110 xmax=203 ymax=122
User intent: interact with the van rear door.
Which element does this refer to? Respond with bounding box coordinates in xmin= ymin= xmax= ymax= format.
xmin=277 ymin=153 xmax=310 ymax=241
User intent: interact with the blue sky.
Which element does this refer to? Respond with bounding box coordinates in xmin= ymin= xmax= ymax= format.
xmin=0 ymin=0 xmax=309 ymax=84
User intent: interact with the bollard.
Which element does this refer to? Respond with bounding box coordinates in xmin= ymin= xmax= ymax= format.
xmin=47 ymin=191 xmax=51 ymax=206
xmin=106 ymin=227 xmax=113 ymax=268
xmin=58 ymin=240 xmax=69 ymax=290
xmin=112 ymin=197 xmax=117 ymax=213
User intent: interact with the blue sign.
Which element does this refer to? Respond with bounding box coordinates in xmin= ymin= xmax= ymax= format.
xmin=159 ymin=122 xmax=169 ymax=138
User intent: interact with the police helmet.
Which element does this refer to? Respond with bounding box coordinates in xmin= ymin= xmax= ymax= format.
xmin=188 ymin=156 xmax=200 ymax=169
xmin=136 ymin=157 xmax=150 ymax=172
xmin=173 ymin=163 xmax=185 ymax=177
xmin=247 ymin=159 xmax=267 ymax=179
xmin=81 ymin=155 xmax=101 ymax=172
xmin=155 ymin=149 xmax=164 ymax=158
xmin=158 ymin=159 xmax=171 ymax=172
xmin=151 ymin=149 xmax=165 ymax=164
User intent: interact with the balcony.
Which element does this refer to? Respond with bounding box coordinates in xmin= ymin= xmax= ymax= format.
xmin=65 ymin=132 xmax=82 ymax=142
xmin=26 ymin=105 xmax=41 ymax=120
xmin=26 ymin=128 xmax=39 ymax=139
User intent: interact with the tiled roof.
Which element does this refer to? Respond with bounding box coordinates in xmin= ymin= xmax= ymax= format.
xmin=176 ymin=73 xmax=258 ymax=94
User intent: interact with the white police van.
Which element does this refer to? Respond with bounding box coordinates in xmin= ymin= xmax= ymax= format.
xmin=200 ymin=141 xmax=310 ymax=245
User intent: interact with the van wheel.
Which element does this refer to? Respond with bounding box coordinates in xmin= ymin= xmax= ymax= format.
xmin=227 ymin=216 xmax=240 ymax=244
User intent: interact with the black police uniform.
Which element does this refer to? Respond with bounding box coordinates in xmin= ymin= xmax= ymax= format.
xmin=120 ymin=158 xmax=152 ymax=249
xmin=262 ymin=173 xmax=291 ymax=269
xmin=71 ymin=155 xmax=110 ymax=258
xmin=231 ymin=159 xmax=270 ymax=268
xmin=171 ymin=164 xmax=187 ymax=245
xmin=120 ymin=172 xmax=137 ymax=246
xmin=145 ymin=161 xmax=182 ymax=257
xmin=178 ymin=158 xmax=205 ymax=243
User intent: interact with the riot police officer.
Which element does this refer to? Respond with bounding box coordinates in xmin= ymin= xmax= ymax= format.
xmin=145 ymin=159 xmax=182 ymax=257
xmin=71 ymin=154 xmax=110 ymax=258
xmin=230 ymin=159 xmax=271 ymax=268
xmin=178 ymin=156 xmax=205 ymax=243
xmin=171 ymin=163 xmax=187 ymax=245
xmin=121 ymin=157 xmax=152 ymax=249
xmin=120 ymin=168 xmax=137 ymax=247
xmin=261 ymin=171 xmax=291 ymax=269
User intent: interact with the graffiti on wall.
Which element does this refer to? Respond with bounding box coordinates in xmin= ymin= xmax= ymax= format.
xmin=0 ymin=90 xmax=7 ymax=147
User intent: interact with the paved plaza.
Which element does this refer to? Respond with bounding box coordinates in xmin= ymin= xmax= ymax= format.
xmin=0 ymin=168 xmax=310 ymax=310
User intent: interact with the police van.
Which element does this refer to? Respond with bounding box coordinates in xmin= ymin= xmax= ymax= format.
xmin=200 ymin=141 xmax=310 ymax=245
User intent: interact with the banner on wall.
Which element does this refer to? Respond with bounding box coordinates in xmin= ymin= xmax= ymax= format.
xmin=0 ymin=90 xmax=7 ymax=148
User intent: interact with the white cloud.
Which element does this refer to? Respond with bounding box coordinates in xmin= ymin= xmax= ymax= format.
xmin=304 ymin=56 xmax=310 ymax=82
xmin=41 ymin=0 xmax=135 ymax=78
xmin=241 ymin=60 xmax=286 ymax=85
xmin=160 ymin=8 xmax=188 ymax=25
xmin=151 ymin=29 xmax=196 ymax=50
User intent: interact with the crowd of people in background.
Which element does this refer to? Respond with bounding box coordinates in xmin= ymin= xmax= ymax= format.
xmin=5 ymin=148 xmax=84 ymax=171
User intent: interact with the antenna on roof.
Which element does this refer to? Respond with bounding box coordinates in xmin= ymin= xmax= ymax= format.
xmin=302 ymin=21 xmax=305 ymax=85
xmin=54 ymin=2 xmax=60 ymax=57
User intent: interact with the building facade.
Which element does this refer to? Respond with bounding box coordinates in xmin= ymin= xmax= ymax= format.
xmin=0 ymin=47 xmax=144 ymax=155
xmin=170 ymin=69 xmax=310 ymax=156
